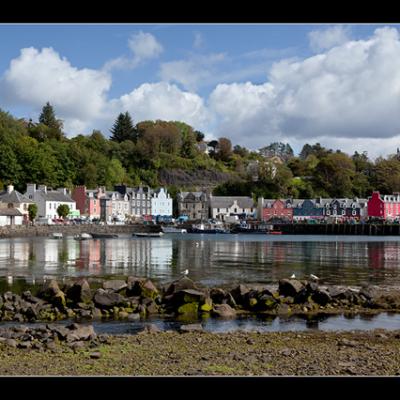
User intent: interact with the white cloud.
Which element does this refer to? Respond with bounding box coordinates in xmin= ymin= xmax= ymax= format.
xmin=308 ymin=25 xmax=351 ymax=52
xmin=111 ymin=82 xmax=211 ymax=131
xmin=160 ymin=53 xmax=226 ymax=91
xmin=0 ymin=47 xmax=111 ymax=134
xmin=207 ymin=27 xmax=400 ymax=156
xmin=103 ymin=31 xmax=163 ymax=71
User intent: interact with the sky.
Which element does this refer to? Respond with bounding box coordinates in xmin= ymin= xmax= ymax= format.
xmin=1 ymin=23 xmax=400 ymax=159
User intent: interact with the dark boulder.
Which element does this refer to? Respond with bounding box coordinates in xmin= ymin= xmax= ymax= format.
xmin=66 ymin=278 xmax=92 ymax=304
xmin=257 ymin=294 xmax=277 ymax=311
xmin=278 ymin=279 xmax=305 ymax=298
xmin=210 ymin=288 xmax=227 ymax=304
xmin=311 ymin=289 xmax=332 ymax=306
xmin=38 ymin=280 xmax=67 ymax=309
xmin=93 ymin=289 xmax=126 ymax=309
xmin=164 ymin=276 xmax=196 ymax=296
xmin=126 ymin=276 xmax=146 ymax=297
xmin=230 ymin=284 xmax=251 ymax=305
xmin=306 ymin=281 xmax=319 ymax=293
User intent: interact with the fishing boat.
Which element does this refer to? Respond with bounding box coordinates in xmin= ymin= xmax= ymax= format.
xmin=133 ymin=232 xmax=164 ymax=238
xmin=49 ymin=232 xmax=63 ymax=239
xmin=187 ymin=223 xmax=230 ymax=234
xmin=230 ymin=226 xmax=268 ymax=234
xmin=161 ymin=226 xmax=187 ymax=234
xmin=90 ymin=233 xmax=119 ymax=239
xmin=74 ymin=233 xmax=92 ymax=240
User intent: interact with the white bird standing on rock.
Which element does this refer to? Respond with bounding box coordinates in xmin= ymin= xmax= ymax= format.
xmin=290 ymin=273 xmax=296 ymax=279
xmin=310 ymin=274 xmax=320 ymax=281
xmin=181 ymin=269 xmax=189 ymax=276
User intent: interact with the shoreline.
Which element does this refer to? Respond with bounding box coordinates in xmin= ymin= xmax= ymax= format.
xmin=0 ymin=329 xmax=399 ymax=376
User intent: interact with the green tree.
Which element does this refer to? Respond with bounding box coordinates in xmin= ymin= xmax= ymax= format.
xmin=57 ymin=204 xmax=70 ymax=219
xmin=38 ymin=102 xmax=64 ymax=140
xmin=110 ymin=112 xmax=136 ymax=143
xmin=28 ymin=203 xmax=38 ymax=224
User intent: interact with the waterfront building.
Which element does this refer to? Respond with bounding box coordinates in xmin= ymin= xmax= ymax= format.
xmin=25 ymin=184 xmax=77 ymax=220
xmin=0 ymin=184 xmax=35 ymax=224
xmin=177 ymin=191 xmax=209 ymax=221
xmin=367 ymin=191 xmax=400 ymax=220
xmin=317 ymin=198 xmax=368 ymax=221
xmin=210 ymin=196 xmax=256 ymax=221
xmin=115 ymin=185 xmax=153 ymax=219
xmin=0 ymin=208 xmax=24 ymax=226
xmin=100 ymin=191 xmax=130 ymax=223
xmin=72 ymin=185 xmax=106 ymax=219
xmin=151 ymin=188 xmax=173 ymax=221
xmin=292 ymin=199 xmax=325 ymax=221
xmin=258 ymin=198 xmax=293 ymax=222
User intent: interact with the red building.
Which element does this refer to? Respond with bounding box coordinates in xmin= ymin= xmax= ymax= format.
xmin=367 ymin=191 xmax=400 ymax=220
xmin=258 ymin=198 xmax=293 ymax=222
xmin=72 ymin=186 xmax=106 ymax=219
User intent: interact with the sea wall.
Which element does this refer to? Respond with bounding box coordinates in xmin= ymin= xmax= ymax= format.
xmin=0 ymin=224 xmax=161 ymax=239
xmin=276 ymin=223 xmax=400 ymax=236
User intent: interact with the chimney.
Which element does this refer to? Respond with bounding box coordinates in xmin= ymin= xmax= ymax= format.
xmin=7 ymin=184 xmax=14 ymax=194
xmin=38 ymin=185 xmax=47 ymax=193
xmin=26 ymin=183 xmax=37 ymax=196
xmin=58 ymin=188 xmax=67 ymax=195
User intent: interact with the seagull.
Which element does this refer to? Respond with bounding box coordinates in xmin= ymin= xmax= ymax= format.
xmin=310 ymin=274 xmax=320 ymax=281
xmin=181 ymin=269 xmax=189 ymax=276
xmin=195 ymin=242 xmax=200 ymax=247
xmin=290 ymin=273 xmax=296 ymax=279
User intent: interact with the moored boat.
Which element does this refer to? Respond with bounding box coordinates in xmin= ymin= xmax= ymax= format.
xmin=133 ymin=232 xmax=164 ymax=238
xmin=161 ymin=226 xmax=187 ymax=234
xmin=49 ymin=232 xmax=63 ymax=239
xmin=74 ymin=233 xmax=93 ymax=240
xmin=90 ymin=233 xmax=119 ymax=239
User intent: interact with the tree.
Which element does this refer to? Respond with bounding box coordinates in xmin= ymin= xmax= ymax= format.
xmin=259 ymin=142 xmax=294 ymax=162
xmin=110 ymin=112 xmax=137 ymax=143
xmin=217 ymin=137 xmax=232 ymax=162
xmin=57 ymin=204 xmax=70 ymax=219
xmin=28 ymin=204 xmax=38 ymax=224
xmin=38 ymin=102 xmax=64 ymax=140
xmin=194 ymin=130 xmax=205 ymax=142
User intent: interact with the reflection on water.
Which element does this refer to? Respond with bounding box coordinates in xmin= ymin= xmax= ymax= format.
xmin=1 ymin=234 xmax=400 ymax=287
xmin=1 ymin=312 xmax=399 ymax=333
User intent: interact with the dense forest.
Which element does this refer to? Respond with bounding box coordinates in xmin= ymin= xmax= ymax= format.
xmin=0 ymin=103 xmax=399 ymax=200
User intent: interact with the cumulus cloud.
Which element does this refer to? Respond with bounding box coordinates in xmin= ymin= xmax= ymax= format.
xmin=0 ymin=47 xmax=111 ymax=134
xmin=208 ymin=27 xmax=400 ymax=156
xmin=308 ymin=25 xmax=351 ymax=52
xmin=103 ymin=31 xmax=163 ymax=71
xmin=110 ymin=82 xmax=211 ymax=131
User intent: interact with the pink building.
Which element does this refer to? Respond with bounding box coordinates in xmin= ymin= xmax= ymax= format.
xmin=367 ymin=191 xmax=400 ymax=220
xmin=72 ymin=186 xmax=106 ymax=219
xmin=258 ymin=198 xmax=293 ymax=222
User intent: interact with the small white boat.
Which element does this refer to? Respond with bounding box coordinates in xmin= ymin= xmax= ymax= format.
xmin=133 ymin=232 xmax=164 ymax=238
xmin=161 ymin=226 xmax=187 ymax=234
xmin=49 ymin=232 xmax=63 ymax=239
xmin=74 ymin=233 xmax=93 ymax=240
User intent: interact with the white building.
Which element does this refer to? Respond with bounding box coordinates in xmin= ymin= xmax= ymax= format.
xmin=25 ymin=184 xmax=76 ymax=219
xmin=209 ymin=196 xmax=257 ymax=221
xmin=151 ymin=188 xmax=173 ymax=217
xmin=100 ymin=191 xmax=130 ymax=222
xmin=0 ymin=208 xmax=24 ymax=226
xmin=0 ymin=185 xmax=34 ymax=224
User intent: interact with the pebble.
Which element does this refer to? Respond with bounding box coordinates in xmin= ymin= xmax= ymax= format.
xmin=89 ymin=352 xmax=101 ymax=359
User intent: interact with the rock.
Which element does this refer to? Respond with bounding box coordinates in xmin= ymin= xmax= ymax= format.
xmin=49 ymin=325 xmax=70 ymax=340
xmin=89 ymin=351 xmax=101 ymax=359
xmin=17 ymin=341 xmax=32 ymax=349
xmin=128 ymin=313 xmax=141 ymax=321
xmin=21 ymin=291 xmax=43 ymax=304
xmin=338 ymin=338 xmax=358 ymax=347
xmin=140 ymin=324 xmax=161 ymax=334
xmin=118 ymin=311 xmax=129 ymax=319
xmin=145 ymin=301 xmax=159 ymax=314
xmin=164 ymin=276 xmax=196 ymax=296
xmin=5 ymin=338 xmax=17 ymax=348
xmin=179 ymin=323 xmax=203 ymax=333
xmin=93 ymin=289 xmax=126 ymax=308
xmin=258 ymin=294 xmax=277 ymax=311
xmin=306 ymin=282 xmax=319 ymax=293
xmin=126 ymin=276 xmax=146 ymax=297
xmin=66 ymin=323 xmax=96 ymax=341
xmin=246 ymin=338 xmax=255 ymax=345
xmin=92 ymin=308 xmax=103 ymax=320
xmin=200 ymin=297 xmax=213 ymax=312
xmin=69 ymin=341 xmax=86 ymax=351
xmin=212 ymin=304 xmax=236 ymax=318
xmin=311 ymin=289 xmax=332 ymax=306
xmin=103 ymin=280 xmax=127 ymax=292
xmin=278 ymin=279 xmax=305 ymax=298
xmin=13 ymin=313 xmax=25 ymax=322
xmin=230 ymin=284 xmax=251 ymax=305
xmin=3 ymin=292 xmax=13 ymax=302
xmin=276 ymin=304 xmax=291 ymax=315
xmin=210 ymin=288 xmax=227 ymax=304
xmin=177 ymin=302 xmax=199 ymax=315
xmin=66 ymin=278 xmax=92 ymax=304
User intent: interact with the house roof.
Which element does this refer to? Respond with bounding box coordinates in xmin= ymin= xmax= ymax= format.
xmin=179 ymin=192 xmax=208 ymax=201
xmin=0 ymin=190 xmax=34 ymax=204
xmin=41 ymin=191 xmax=75 ymax=202
xmin=210 ymin=196 xmax=255 ymax=209
xmin=0 ymin=208 xmax=23 ymax=216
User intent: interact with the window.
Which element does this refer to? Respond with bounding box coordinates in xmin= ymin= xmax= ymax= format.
xmin=341 ymin=210 xmax=345 ymax=215
xmin=326 ymin=210 xmax=330 ymax=215
xmin=352 ymin=210 xmax=357 ymax=216
xmin=234 ymin=208 xmax=237 ymax=213
xmin=217 ymin=208 xmax=220 ymax=213
xmin=49 ymin=203 xmax=52 ymax=209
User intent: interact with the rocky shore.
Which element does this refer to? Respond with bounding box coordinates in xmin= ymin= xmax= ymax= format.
xmin=1 ymin=276 xmax=400 ymax=324
xmin=0 ymin=327 xmax=399 ymax=375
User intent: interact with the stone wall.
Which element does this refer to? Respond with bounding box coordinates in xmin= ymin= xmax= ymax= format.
xmin=0 ymin=224 xmax=161 ymax=239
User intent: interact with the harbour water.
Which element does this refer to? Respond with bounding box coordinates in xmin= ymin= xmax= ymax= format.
xmin=1 ymin=234 xmax=400 ymax=288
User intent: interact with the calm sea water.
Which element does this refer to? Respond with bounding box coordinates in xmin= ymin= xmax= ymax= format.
xmin=1 ymin=234 xmax=400 ymax=289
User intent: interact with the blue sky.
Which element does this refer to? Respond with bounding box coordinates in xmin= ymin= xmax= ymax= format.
xmin=1 ymin=23 xmax=400 ymax=158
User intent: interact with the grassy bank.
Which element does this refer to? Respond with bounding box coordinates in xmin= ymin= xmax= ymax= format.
xmin=1 ymin=330 xmax=400 ymax=376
